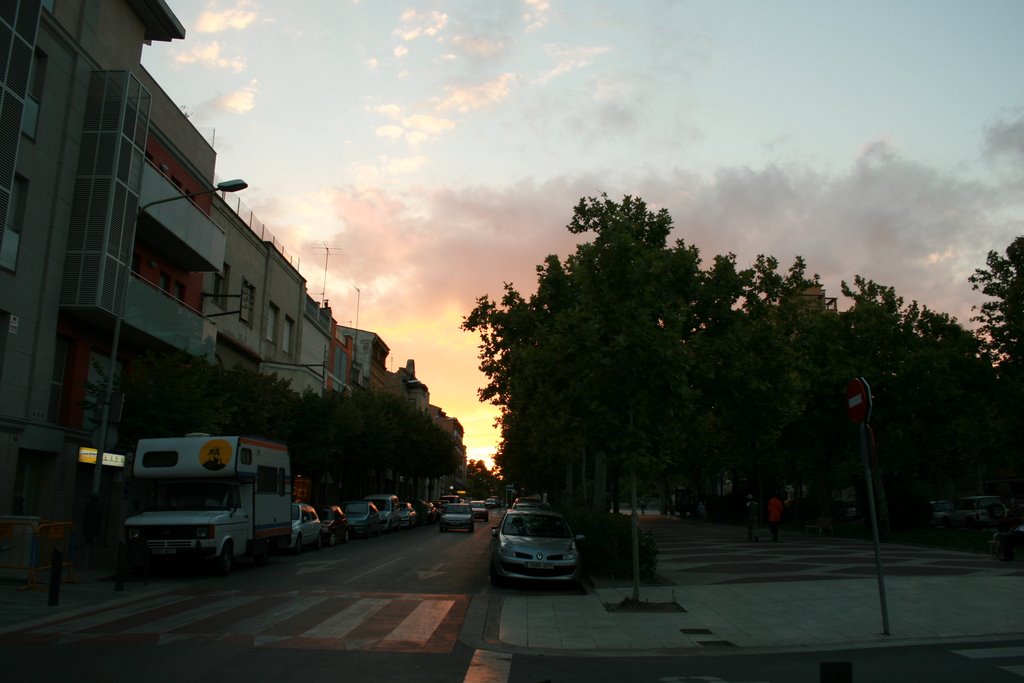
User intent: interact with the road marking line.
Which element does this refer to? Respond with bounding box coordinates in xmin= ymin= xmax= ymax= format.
xmin=953 ymin=647 xmax=1024 ymax=658
xmin=463 ymin=649 xmax=511 ymax=683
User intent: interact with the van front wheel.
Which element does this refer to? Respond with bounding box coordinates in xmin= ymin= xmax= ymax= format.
xmin=214 ymin=542 xmax=233 ymax=577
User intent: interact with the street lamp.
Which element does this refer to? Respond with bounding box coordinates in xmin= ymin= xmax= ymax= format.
xmin=89 ymin=178 xmax=248 ymax=498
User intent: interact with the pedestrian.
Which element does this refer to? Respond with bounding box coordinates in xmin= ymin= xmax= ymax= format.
xmin=697 ymin=500 xmax=707 ymax=526
xmin=994 ymin=523 xmax=1024 ymax=560
xmin=768 ymin=492 xmax=784 ymax=542
xmin=745 ymin=494 xmax=759 ymax=541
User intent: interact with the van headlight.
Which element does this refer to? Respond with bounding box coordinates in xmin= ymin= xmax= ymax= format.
xmin=195 ymin=526 xmax=212 ymax=539
xmin=127 ymin=528 xmax=142 ymax=541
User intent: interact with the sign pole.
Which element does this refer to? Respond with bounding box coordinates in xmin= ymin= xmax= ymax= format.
xmin=849 ymin=377 xmax=890 ymax=636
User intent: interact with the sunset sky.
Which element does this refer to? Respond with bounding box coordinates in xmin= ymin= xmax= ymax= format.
xmin=142 ymin=1 xmax=1024 ymax=469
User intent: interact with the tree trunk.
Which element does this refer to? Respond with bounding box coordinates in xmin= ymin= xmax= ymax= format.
xmin=593 ymin=450 xmax=606 ymax=513
xmin=630 ymin=464 xmax=641 ymax=603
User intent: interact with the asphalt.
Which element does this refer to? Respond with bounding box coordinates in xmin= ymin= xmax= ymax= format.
xmin=2 ymin=512 xmax=1021 ymax=655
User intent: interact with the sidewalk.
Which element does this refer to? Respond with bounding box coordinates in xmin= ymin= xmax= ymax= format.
xmin=488 ymin=513 xmax=1024 ymax=653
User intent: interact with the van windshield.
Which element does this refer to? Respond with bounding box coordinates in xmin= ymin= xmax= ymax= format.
xmin=150 ymin=482 xmax=237 ymax=510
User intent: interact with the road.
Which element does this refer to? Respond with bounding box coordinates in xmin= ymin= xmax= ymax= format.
xmin=2 ymin=510 xmax=1022 ymax=682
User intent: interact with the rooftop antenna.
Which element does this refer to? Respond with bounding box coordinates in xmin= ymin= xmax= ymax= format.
xmin=309 ymin=242 xmax=343 ymax=306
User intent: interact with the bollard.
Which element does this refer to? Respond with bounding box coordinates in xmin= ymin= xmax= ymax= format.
xmin=48 ymin=547 xmax=63 ymax=606
xmin=115 ymin=542 xmax=126 ymax=592
xmin=820 ymin=661 xmax=852 ymax=683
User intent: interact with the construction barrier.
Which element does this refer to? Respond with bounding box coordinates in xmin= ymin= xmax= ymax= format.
xmin=0 ymin=518 xmax=76 ymax=590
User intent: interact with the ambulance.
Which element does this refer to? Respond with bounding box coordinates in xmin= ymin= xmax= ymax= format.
xmin=124 ymin=435 xmax=292 ymax=575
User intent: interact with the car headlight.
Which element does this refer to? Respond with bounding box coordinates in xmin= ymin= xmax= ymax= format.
xmin=499 ymin=542 xmax=515 ymax=558
xmin=565 ymin=544 xmax=578 ymax=561
xmin=127 ymin=528 xmax=142 ymax=541
xmin=195 ymin=526 xmax=211 ymax=539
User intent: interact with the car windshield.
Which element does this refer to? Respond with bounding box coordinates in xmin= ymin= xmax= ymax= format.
xmin=502 ymin=514 xmax=569 ymax=538
xmin=446 ymin=504 xmax=470 ymax=514
xmin=344 ymin=502 xmax=368 ymax=514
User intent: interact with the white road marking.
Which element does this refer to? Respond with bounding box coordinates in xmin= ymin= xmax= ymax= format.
xmin=301 ymin=597 xmax=389 ymax=638
xmin=381 ymin=599 xmax=454 ymax=644
xmin=123 ymin=595 xmax=258 ymax=633
xmin=463 ymin=649 xmax=512 ymax=683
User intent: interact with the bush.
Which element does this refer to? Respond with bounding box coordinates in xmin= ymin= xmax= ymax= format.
xmin=563 ymin=510 xmax=658 ymax=580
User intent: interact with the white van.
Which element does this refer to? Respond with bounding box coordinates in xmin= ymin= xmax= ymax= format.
xmin=364 ymin=493 xmax=400 ymax=533
xmin=124 ymin=435 xmax=291 ymax=575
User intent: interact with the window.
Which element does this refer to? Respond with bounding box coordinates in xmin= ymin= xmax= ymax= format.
xmin=282 ymin=316 xmax=294 ymax=353
xmin=257 ymin=465 xmax=278 ymax=493
xmin=174 ymin=281 xmax=185 ymax=301
xmin=21 ymin=50 xmax=46 ymax=138
xmin=158 ymin=272 xmax=170 ymax=292
xmin=1 ymin=176 xmax=27 ymax=271
xmin=265 ymin=303 xmax=278 ymax=342
xmin=212 ymin=263 xmax=230 ymax=308
xmin=239 ymin=280 xmax=255 ymax=323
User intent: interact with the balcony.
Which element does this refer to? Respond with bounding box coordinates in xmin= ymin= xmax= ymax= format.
xmin=138 ymin=163 xmax=227 ymax=271
xmin=123 ymin=276 xmax=216 ymax=360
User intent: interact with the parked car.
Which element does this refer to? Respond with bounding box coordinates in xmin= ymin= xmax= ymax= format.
xmin=364 ymin=494 xmax=400 ymax=533
xmin=287 ymin=503 xmax=322 ymax=554
xmin=947 ymin=496 xmax=1006 ymax=529
xmin=485 ymin=497 xmax=500 ymax=509
xmin=411 ymin=499 xmax=438 ymax=524
xmin=343 ymin=500 xmax=382 ymax=538
xmin=439 ymin=503 xmax=475 ymax=533
xmin=395 ymin=502 xmax=417 ymax=528
xmin=317 ymin=504 xmax=349 ymax=546
xmin=470 ymin=500 xmax=489 ymax=521
xmin=929 ymin=500 xmax=955 ymax=528
xmin=512 ymin=496 xmax=549 ymax=510
xmin=489 ymin=509 xmax=583 ymax=588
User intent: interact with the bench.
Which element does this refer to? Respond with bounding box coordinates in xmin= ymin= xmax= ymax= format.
xmin=804 ymin=516 xmax=834 ymax=536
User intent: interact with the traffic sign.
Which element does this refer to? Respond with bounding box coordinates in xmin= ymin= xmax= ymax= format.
xmin=846 ymin=377 xmax=871 ymax=423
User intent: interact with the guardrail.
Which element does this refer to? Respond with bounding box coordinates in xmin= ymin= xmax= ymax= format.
xmin=0 ymin=519 xmax=76 ymax=590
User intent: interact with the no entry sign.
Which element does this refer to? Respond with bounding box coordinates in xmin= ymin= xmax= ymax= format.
xmin=846 ymin=377 xmax=872 ymax=423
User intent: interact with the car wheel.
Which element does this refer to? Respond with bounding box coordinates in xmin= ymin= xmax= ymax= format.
xmin=293 ymin=534 xmax=302 ymax=555
xmin=214 ymin=541 xmax=233 ymax=577
xmin=375 ymin=523 xmax=382 ymax=537
xmin=314 ymin=532 xmax=322 ymax=550
xmin=327 ymin=530 xmax=337 ymax=547
xmin=989 ymin=504 xmax=1006 ymax=519
xmin=341 ymin=527 xmax=349 ymax=544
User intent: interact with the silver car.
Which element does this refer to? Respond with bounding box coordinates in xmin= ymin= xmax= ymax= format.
xmin=439 ymin=503 xmax=475 ymax=532
xmin=489 ymin=509 xmax=583 ymax=587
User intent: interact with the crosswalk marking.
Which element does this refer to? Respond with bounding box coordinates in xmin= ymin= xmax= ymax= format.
xmin=124 ymin=595 xmax=259 ymax=633
xmin=34 ymin=594 xmax=192 ymax=634
xmin=5 ymin=590 xmax=468 ymax=654
xmin=301 ymin=597 xmax=389 ymax=639
xmin=382 ymin=599 xmax=455 ymax=644
xmin=230 ymin=595 xmax=328 ymax=634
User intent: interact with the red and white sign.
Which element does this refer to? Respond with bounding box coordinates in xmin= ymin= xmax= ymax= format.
xmin=846 ymin=377 xmax=871 ymax=423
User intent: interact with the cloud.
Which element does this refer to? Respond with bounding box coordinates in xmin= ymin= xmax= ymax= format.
xmin=173 ymin=42 xmax=246 ymax=72
xmin=450 ymin=35 xmax=506 ymax=58
xmin=536 ymin=45 xmax=610 ymax=84
xmin=523 ymin=0 xmax=552 ymax=32
xmin=366 ymin=57 xmax=379 ymax=69
xmin=211 ymin=80 xmax=259 ymax=113
xmin=394 ymin=45 xmax=409 ymax=59
xmin=437 ymin=73 xmax=516 ymax=112
xmin=983 ymin=109 xmax=1024 ymax=170
xmin=195 ymin=1 xmax=257 ymax=33
xmin=394 ymin=10 xmax=448 ymax=41
xmin=375 ymin=125 xmax=405 ymax=140
xmin=403 ymin=114 xmax=457 ymax=135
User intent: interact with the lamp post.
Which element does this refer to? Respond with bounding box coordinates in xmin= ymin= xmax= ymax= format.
xmin=89 ymin=178 xmax=248 ymax=500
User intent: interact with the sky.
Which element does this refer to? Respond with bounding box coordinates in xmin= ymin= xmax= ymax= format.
xmin=141 ymin=0 xmax=1024 ymax=470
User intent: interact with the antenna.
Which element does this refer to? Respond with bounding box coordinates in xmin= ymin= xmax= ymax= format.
xmin=308 ymin=242 xmax=344 ymax=306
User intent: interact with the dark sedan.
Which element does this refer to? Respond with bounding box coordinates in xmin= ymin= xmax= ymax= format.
xmin=317 ymin=504 xmax=349 ymax=546
xmin=342 ymin=500 xmax=382 ymax=538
